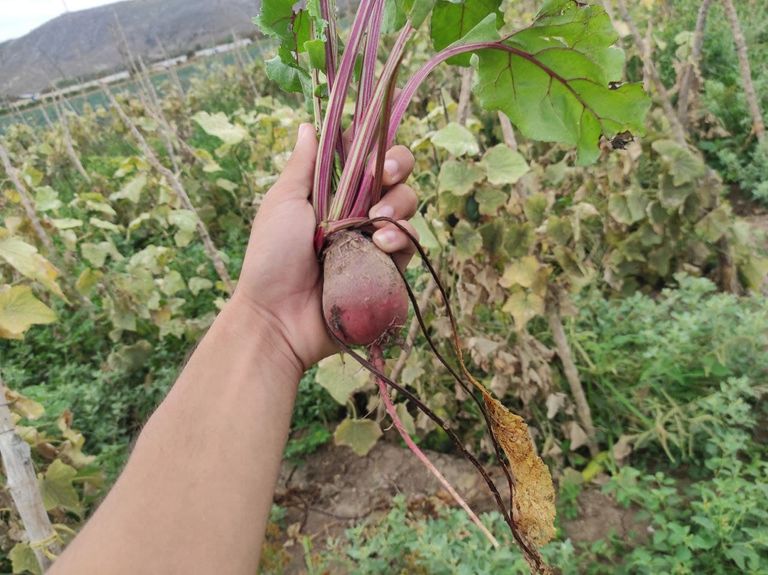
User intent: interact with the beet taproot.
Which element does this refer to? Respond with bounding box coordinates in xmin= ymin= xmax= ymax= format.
xmin=322 ymin=231 xmax=408 ymax=346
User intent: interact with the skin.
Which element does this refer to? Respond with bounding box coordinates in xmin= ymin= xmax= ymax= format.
xmin=49 ymin=123 xmax=419 ymax=574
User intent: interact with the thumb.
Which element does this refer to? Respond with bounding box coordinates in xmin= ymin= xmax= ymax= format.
xmin=270 ymin=123 xmax=318 ymax=200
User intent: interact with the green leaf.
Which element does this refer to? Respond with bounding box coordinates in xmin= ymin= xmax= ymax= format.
xmin=291 ymin=10 xmax=312 ymax=53
xmin=503 ymin=222 xmax=535 ymax=258
xmin=216 ymin=178 xmax=238 ymax=193
xmin=127 ymin=245 xmax=172 ymax=275
xmin=189 ymin=277 xmax=214 ymax=295
xmin=81 ymin=241 xmax=122 ymax=268
xmin=475 ymin=187 xmax=508 ymax=216
xmin=383 ymin=0 xmax=409 ymax=33
xmin=51 ymin=218 xmax=83 ymax=230
xmin=105 ymin=294 xmax=137 ymax=332
xmin=160 ymin=270 xmax=186 ymax=296
xmin=113 ymin=155 xmax=148 ymax=178
xmin=609 ymin=188 xmax=647 ymax=225
xmin=39 ymin=459 xmax=80 ymax=512
xmin=254 ymin=0 xmax=298 ymax=41
xmin=438 ymin=159 xmax=484 ymax=196
xmin=333 ymin=418 xmax=382 ymax=456
xmin=22 ymin=165 xmax=44 ymax=187
xmin=107 ymin=340 xmax=153 ymax=373
xmin=741 ymin=255 xmax=768 ymax=291
xmin=410 ymin=213 xmax=440 ymax=251
xmin=110 ymin=173 xmax=147 ymax=203
xmin=168 ymin=210 xmax=198 ymax=248
xmin=546 ymin=215 xmax=573 ymax=245
xmin=89 ymin=217 xmax=122 ymax=233
xmin=524 ymin=194 xmax=549 ymax=226
xmin=431 ymin=0 xmax=503 ymax=66
xmin=194 ymin=148 xmax=223 ymax=173
xmin=0 ymin=286 xmax=56 ymax=338
xmin=658 ymin=174 xmax=694 ymax=211
xmin=192 ymin=112 xmax=248 ymax=146
xmin=265 ymin=54 xmax=312 ymax=95
xmin=0 ymin=232 xmax=65 ymax=298
xmin=84 ymin=198 xmax=116 ymax=217
xmin=34 ymin=186 xmax=62 ymax=212
xmin=474 ymin=3 xmax=649 ymax=164
xmin=512 ymin=0 xmax=625 ymax=82
xmin=396 ymin=403 xmax=416 ymax=436
xmin=384 ymin=0 xmax=436 ymax=33
xmin=6 ymin=389 xmax=44 ymax=420
xmin=10 ymin=543 xmax=42 ymax=575
xmin=431 ymin=122 xmax=479 ymax=156
xmin=502 ymin=288 xmax=544 ymax=330
xmin=481 ymin=144 xmax=529 ymax=185
xmin=316 ymin=354 xmax=369 ymax=405
xmin=479 ymin=219 xmax=505 ymax=255
xmin=453 ymin=220 xmax=483 ymax=262
xmin=695 ymin=205 xmax=732 ymax=243
xmin=75 ymin=268 xmax=103 ymax=296
xmin=652 ymin=140 xmax=707 ymax=185
xmin=304 ymin=38 xmax=326 ymax=71
xmin=500 ymin=256 xmax=540 ymax=289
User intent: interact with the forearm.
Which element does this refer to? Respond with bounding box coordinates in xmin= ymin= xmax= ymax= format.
xmin=50 ymin=299 xmax=303 ymax=574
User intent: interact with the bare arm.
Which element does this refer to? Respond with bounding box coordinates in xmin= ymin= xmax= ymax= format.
xmin=49 ymin=125 xmax=418 ymax=574
xmin=49 ymin=302 xmax=301 ymax=574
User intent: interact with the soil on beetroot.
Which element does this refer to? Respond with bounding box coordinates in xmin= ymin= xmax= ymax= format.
xmin=266 ymin=440 xmax=647 ymax=573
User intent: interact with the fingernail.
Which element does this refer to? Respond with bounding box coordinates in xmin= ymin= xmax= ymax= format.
xmin=384 ymin=159 xmax=399 ymax=178
xmin=374 ymin=205 xmax=395 ymax=219
xmin=374 ymin=229 xmax=397 ymax=249
xmin=297 ymin=123 xmax=313 ymax=144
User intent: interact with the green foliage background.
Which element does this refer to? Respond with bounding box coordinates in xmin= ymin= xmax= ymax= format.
xmin=0 ymin=0 xmax=766 ymax=573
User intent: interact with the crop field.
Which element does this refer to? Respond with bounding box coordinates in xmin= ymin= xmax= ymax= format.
xmin=1 ymin=0 xmax=767 ymax=573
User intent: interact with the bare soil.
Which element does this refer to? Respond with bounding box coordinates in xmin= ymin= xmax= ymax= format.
xmin=268 ymin=441 xmax=646 ymax=573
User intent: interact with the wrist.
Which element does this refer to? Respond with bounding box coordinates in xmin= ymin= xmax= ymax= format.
xmin=216 ymin=294 xmax=306 ymax=381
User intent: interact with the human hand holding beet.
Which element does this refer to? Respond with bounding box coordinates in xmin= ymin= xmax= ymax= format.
xmin=232 ymin=123 xmax=419 ymax=372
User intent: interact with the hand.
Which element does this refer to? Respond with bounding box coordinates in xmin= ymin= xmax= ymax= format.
xmin=232 ymin=123 xmax=419 ymax=372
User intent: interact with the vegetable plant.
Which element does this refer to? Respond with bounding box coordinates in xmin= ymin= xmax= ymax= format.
xmin=256 ymin=0 xmax=649 ymax=570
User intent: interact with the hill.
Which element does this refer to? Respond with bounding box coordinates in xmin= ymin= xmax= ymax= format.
xmin=0 ymin=0 xmax=259 ymax=98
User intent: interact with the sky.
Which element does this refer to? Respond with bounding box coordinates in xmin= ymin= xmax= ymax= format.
xmin=0 ymin=0 xmax=118 ymax=42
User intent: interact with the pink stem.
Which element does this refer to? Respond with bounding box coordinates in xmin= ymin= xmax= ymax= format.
xmin=356 ymin=41 xmax=504 ymax=203
xmin=369 ymin=345 xmax=500 ymax=549
xmin=330 ymin=24 xmax=413 ymax=221
xmin=319 ymin=0 xmax=338 ymax=89
xmin=313 ymin=0 xmax=376 ymax=221
xmin=354 ymin=0 xmax=385 ymax=137
xmin=319 ymin=0 xmax=345 ymax=164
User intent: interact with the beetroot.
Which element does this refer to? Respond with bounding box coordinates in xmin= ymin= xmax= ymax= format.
xmin=322 ymin=231 xmax=408 ymax=346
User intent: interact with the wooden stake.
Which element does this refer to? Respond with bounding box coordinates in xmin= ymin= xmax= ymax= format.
xmin=721 ymin=0 xmax=765 ymax=142
xmin=677 ymin=0 xmax=713 ymax=129
xmin=103 ymin=87 xmax=234 ymax=293
xmin=498 ymin=112 xmax=519 ymax=151
xmin=456 ymin=68 xmax=473 ymax=126
xmin=612 ymin=0 xmax=688 ymax=145
xmin=546 ymin=290 xmax=598 ymax=456
xmin=53 ymin=97 xmax=91 ymax=182
xmin=0 ymin=374 xmax=61 ymax=571
xmin=0 ymin=142 xmax=56 ymax=256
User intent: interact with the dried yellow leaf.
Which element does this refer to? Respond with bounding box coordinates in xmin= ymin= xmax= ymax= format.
xmin=484 ymin=393 xmax=556 ymax=547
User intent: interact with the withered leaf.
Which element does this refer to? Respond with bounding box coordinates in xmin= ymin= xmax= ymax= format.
xmin=483 ymin=392 xmax=556 ymax=547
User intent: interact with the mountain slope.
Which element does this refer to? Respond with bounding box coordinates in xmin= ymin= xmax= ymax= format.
xmin=0 ymin=0 xmax=260 ymax=97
